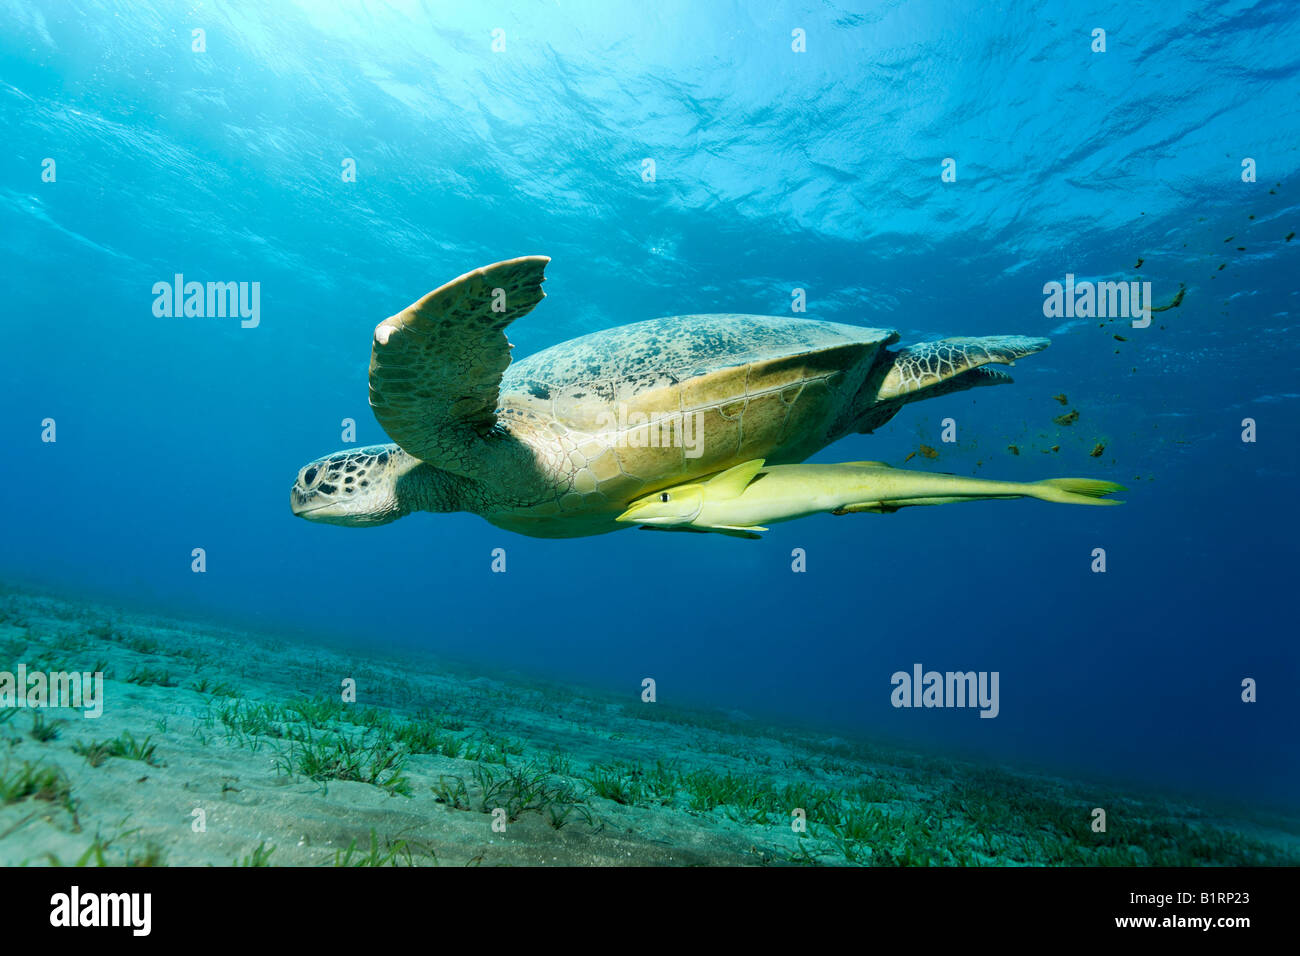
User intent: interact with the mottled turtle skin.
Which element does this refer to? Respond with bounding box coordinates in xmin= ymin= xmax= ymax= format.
xmin=292 ymin=256 xmax=1048 ymax=538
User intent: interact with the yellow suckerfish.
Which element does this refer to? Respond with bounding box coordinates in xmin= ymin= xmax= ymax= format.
xmin=616 ymin=459 xmax=1124 ymax=538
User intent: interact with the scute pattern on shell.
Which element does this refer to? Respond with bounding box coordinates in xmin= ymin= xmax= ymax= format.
xmin=504 ymin=314 xmax=897 ymax=399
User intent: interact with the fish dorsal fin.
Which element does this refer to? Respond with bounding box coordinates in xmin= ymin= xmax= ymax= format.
xmin=704 ymin=459 xmax=766 ymax=498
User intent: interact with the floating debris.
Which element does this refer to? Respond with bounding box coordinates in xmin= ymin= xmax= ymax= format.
xmin=1113 ymin=334 xmax=1127 ymax=342
xmin=1007 ymin=444 xmax=1020 ymax=456
xmin=1224 ymin=236 xmax=1234 ymax=242
xmin=902 ymin=451 xmax=917 ymax=464
xmin=1050 ymin=444 xmax=1060 ymax=453
xmin=918 ymin=444 xmax=939 ymax=460
xmin=1287 ymin=232 xmax=1295 ymax=242
xmin=1052 ymin=393 xmax=1068 ymax=405
xmin=1236 ymin=246 xmax=1245 ymax=251
xmin=1089 ymin=443 xmax=1105 ymax=457
xmin=1150 ymin=284 xmax=1186 ymax=313
xmin=1134 ymin=257 xmax=1144 ymax=269
xmin=1218 ymin=263 xmax=1226 ymax=270
xmin=1053 ymin=410 xmax=1079 ymax=426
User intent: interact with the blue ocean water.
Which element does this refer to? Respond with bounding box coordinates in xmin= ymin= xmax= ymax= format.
xmin=1 ymin=0 xmax=1296 ymax=812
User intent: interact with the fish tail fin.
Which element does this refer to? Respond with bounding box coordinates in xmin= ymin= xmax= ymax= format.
xmin=1033 ymin=478 xmax=1126 ymax=505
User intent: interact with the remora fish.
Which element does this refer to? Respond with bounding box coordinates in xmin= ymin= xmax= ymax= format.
xmin=616 ymin=459 xmax=1124 ymax=538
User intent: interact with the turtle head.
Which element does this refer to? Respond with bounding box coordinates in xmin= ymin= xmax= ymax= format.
xmin=290 ymin=444 xmax=420 ymax=527
xmin=616 ymin=483 xmax=705 ymax=528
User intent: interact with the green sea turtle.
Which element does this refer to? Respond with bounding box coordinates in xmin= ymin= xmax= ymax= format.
xmin=290 ymin=256 xmax=1049 ymax=538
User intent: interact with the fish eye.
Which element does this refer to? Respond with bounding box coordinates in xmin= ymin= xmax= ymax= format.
xmin=659 ymin=493 xmax=670 ymax=503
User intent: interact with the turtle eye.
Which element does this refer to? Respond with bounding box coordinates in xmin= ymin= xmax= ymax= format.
xmin=659 ymin=493 xmax=670 ymax=503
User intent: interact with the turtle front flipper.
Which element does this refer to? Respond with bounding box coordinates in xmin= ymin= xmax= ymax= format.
xmin=368 ymin=256 xmax=549 ymax=477
xmin=874 ymin=335 xmax=1050 ymax=403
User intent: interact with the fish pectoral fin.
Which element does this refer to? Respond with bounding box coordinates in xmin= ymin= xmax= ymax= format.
xmin=698 ymin=523 xmax=768 ymax=538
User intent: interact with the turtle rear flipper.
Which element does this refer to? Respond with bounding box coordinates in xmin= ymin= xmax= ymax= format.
xmin=851 ymin=335 xmax=1048 ymax=434
xmin=369 ymin=256 xmax=549 ymax=475
xmin=874 ymin=335 xmax=1050 ymax=403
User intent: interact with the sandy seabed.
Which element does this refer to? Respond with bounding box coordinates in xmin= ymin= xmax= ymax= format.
xmin=0 ymin=587 xmax=1296 ymax=867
